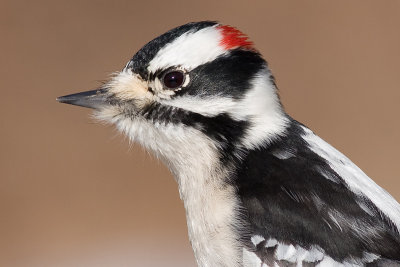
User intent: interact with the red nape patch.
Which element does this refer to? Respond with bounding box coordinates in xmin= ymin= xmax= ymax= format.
xmin=217 ymin=25 xmax=254 ymax=51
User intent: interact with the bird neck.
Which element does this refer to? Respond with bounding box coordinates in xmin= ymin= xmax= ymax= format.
xmin=117 ymin=94 xmax=290 ymax=266
xmin=130 ymin=119 xmax=244 ymax=266
xmin=153 ymin=127 xmax=242 ymax=266
xmin=180 ymin=171 xmax=242 ymax=267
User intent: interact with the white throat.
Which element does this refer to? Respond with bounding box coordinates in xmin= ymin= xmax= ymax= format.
xmin=110 ymin=117 xmax=243 ymax=267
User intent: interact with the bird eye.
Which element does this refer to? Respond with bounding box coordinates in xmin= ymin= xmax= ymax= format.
xmin=162 ymin=70 xmax=185 ymax=89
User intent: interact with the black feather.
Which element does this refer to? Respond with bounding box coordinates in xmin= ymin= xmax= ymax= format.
xmin=235 ymin=118 xmax=400 ymax=262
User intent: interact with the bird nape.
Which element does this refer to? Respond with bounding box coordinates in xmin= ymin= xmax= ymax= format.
xmin=57 ymin=21 xmax=400 ymax=267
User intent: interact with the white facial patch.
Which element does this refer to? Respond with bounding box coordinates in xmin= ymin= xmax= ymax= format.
xmin=162 ymin=68 xmax=289 ymax=149
xmin=160 ymin=95 xmax=237 ymax=117
xmin=234 ymin=69 xmax=289 ymax=149
xmin=147 ymin=25 xmax=227 ymax=73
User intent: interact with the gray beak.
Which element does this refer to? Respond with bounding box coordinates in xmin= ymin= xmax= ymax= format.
xmin=56 ymin=88 xmax=108 ymax=109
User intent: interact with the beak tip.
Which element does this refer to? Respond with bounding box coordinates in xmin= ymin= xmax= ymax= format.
xmin=56 ymin=95 xmax=73 ymax=104
xmin=56 ymin=89 xmax=108 ymax=109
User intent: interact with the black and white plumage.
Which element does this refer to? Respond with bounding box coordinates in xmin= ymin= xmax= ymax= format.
xmin=57 ymin=21 xmax=400 ymax=266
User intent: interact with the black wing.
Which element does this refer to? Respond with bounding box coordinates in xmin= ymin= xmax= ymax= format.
xmin=235 ymin=119 xmax=400 ymax=265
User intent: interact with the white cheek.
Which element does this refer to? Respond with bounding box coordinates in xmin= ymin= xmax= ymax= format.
xmin=160 ymin=68 xmax=288 ymax=149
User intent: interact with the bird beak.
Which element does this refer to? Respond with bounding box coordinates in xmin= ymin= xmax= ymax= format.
xmin=56 ymin=88 xmax=109 ymax=109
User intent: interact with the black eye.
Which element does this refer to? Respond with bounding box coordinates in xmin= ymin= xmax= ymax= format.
xmin=162 ymin=71 xmax=185 ymax=89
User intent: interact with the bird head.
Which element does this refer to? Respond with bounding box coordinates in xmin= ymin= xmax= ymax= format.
xmin=58 ymin=21 xmax=288 ymax=178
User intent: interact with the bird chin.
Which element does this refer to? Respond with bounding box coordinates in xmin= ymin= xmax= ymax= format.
xmin=91 ymin=105 xmax=122 ymax=123
xmin=91 ymin=102 xmax=143 ymax=126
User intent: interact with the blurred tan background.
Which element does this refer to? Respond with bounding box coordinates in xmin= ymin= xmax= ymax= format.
xmin=1 ymin=0 xmax=400 ymax=266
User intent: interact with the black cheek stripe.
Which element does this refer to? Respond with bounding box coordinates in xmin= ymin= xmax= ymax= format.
xmin=141 ymin=102 xmax=249 ymax=162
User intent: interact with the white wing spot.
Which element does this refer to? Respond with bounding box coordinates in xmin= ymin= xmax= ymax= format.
xmin=244 ymin=237 xmax=380 ymax=266
xmin=251 ymin=235 xmax=265 ymax=246
xmin=265 ymin=238 xmax=278 ymax=247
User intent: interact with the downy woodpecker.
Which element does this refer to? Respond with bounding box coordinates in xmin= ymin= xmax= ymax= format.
xmin=57 ymin=21 xmax=400 ymax=266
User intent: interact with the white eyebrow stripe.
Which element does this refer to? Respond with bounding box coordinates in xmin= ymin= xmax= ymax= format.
xmin=147 ymin=26 xmax=228 ymax=73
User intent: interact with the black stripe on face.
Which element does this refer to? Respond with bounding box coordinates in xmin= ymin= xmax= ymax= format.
xmin=126 ymin=21 xmax=218 ymax=78
xmin=175 ymin=49 xmax=267 ymax=99
xmin=140 ymin=102 xmax=249 ymax=161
